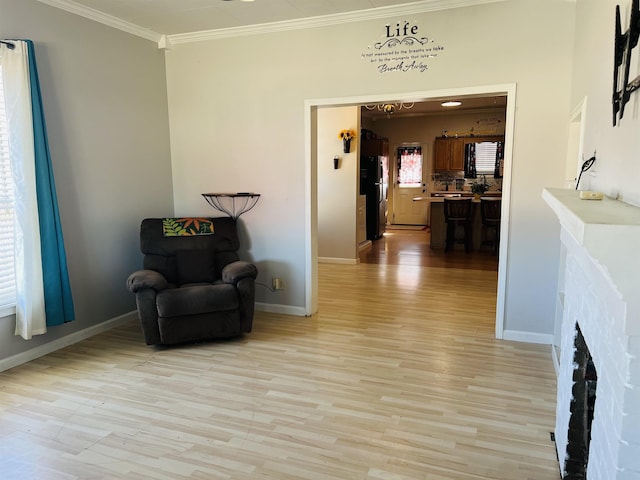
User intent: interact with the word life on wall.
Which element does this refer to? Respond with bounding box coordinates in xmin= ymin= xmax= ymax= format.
xmin=361 ymin=20 xmax=444 ymax=74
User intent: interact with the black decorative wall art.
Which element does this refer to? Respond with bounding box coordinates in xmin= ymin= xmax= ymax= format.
xmin=613 ymin=0 xmax=640 ymax=126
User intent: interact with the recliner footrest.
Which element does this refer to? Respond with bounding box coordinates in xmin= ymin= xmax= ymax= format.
xmin=156 ymin=284 xmax=238 ymax=317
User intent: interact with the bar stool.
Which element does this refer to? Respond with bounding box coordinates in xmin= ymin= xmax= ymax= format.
xmin=480 ymin=197 xmax=501 ymax=255
xmin=443 ymin=197 xmax=473 ymax=253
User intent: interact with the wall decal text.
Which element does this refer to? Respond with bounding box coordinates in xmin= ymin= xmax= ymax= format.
xmin=362 ymin=20 xmax=444 ymax=74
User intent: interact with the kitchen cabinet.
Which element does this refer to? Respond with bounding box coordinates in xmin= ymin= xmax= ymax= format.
xmin=433 ymin=137 xmax=464 ymax=172
xmin=433 ymin=135 xmax=505 ymax=173
xmin=361 ymin=138 xmax=389 ymax=157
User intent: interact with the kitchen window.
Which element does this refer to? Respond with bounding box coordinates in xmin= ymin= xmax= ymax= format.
xmin=474 ymin=141 xmax=499 ymax=175
xmin=397 ymin=145 xmax=422 ymax=187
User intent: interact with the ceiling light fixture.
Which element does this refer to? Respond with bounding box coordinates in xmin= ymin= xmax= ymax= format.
xmin=441 ymin=101 xmax=462 ymax=107
xmin=364 ymin=102 xmax=414 ymax=118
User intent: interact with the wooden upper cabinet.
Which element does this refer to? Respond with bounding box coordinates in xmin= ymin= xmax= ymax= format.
xmin=433 ymin=138 xmax=449 ymax=171
xmin=433 ymin=137 xmax=464 ymax=172
xmin=361 ymin=138 xmax=389 ymax=157
xmin=449 ymin=139 xmax=465 ymax=170
xmin=433 ymin=136 xmax=504 ymax=172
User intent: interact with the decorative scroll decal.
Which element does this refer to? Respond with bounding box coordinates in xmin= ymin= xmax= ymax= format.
xmin=374 ymin=36 xmax=429 ymax=50
xmin=362 ymin=20 xmax=444 ymax=74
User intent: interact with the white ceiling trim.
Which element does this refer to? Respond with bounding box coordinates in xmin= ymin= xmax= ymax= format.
xmin=168 ymin=0 xmax=506 ymax=45
xmin=35 ymin=0 xmax=163 ymax=43
xmin=35 ymin=0 xmax=505 ymax=48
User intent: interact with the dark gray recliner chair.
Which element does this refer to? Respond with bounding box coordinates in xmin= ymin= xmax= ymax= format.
xmin=126 ymin=217 xmax=258 ymax=346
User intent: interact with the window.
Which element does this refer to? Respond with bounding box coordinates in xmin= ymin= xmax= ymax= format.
xmin=0 ymin=40 xmax=75 ymax=336
xmin=0 ymin=66 xmax=17 ymax=316
xmin=397 ymin=146 xmax=422 ymax=188
xmin=474 ymin=141 xmax=498 ymax=175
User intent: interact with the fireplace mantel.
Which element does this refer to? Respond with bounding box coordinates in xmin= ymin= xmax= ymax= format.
xmin=543 ymin=187 xmax=640 ymax=335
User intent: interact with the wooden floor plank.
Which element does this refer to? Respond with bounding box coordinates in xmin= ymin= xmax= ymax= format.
xmin=0 ymin=231 xmax=559 ymax=479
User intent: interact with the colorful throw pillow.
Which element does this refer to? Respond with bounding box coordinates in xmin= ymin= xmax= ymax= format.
xmin=162 ymin=218 xmax=214 ymax=236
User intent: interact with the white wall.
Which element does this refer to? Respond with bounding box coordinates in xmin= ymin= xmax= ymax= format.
xmin=571 ymin=0 xmax=640 ymax=206
xmin=166 ymin=0 xmax=576 ymax=336
xmin=317 ymin=106 xmax=359 ymax=262
xmin=0 ymin=0 xmax=173 ymax=362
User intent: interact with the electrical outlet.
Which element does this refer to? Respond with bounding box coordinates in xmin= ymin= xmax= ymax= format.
xmin=272 ymin=278 xmax=285 ymax=290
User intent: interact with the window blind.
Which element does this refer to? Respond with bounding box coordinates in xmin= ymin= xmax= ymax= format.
xmin=0 ymin=66 xmax=17 ymax=311
xmin=475 ymin=142 xmax=498 ymax=174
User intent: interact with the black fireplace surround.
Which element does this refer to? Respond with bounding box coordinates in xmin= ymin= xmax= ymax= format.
xmin=564 ymin=324 xmax=598 ymax=480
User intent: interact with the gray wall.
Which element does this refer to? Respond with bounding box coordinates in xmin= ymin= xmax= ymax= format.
xmin=0 ymin=0 xmax=173 ymax=360
xmin=165 ymin=0 xmax=576 ymax=338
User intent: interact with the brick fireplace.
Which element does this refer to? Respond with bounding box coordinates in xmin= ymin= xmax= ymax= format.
xmin=544 ymin=188 xmax=640 ymax=480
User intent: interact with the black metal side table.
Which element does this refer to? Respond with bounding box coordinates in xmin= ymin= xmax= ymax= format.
xmin=201 ymin=193 xmax=260 ymax=220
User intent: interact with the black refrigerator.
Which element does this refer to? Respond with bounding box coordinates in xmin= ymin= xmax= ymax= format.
xmin=360 ymin=155 xmax=388 ymax=240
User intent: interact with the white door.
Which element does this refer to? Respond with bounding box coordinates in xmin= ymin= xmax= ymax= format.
xmin=392 ymin=145 xmax=428 ymax=225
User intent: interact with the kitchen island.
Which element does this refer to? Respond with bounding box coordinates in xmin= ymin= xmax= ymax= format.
xmin=423 ymin=192 xmax=501 ymax=251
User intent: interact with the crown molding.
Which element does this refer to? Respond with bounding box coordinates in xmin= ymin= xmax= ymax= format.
xmin=36 ymin=0 xmax=162 ymax=43
xmin=167 ymin=0 xmax=506 ymax=45
xmin=36 ymin=0 xmax=505 ymax=48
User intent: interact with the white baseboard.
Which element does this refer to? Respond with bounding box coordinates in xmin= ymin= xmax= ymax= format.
xmin=358 ymin=240 xmax=372 ymax=252
xmin=255 ymin=302 xmax=307 ymax=316
xmin=502 ymin=329 xmax=553 ymax=345
xmin=318 ymin=257 xmax=358 ymax=265
xmin=0 ymin=311 xmax=137 ymax=373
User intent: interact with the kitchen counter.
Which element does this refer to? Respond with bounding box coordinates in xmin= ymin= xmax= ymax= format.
xmin=428 ymin=197 xmax=501 ymax=250
xmin=413 ymin=192 xmax=502 ymax=203
xmin=431 ymin=190 xmax=501 ymax=196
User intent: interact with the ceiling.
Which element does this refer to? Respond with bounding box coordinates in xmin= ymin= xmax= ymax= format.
xmin=37 ymin=0 xmax=503 ymax=39
xmin=67 ymin=0 xmax=426 ymax=35
xmin=361 ymin=95 xmax=507 ymax=120
xmin=35 ymin=0 xmax=507 ymax=117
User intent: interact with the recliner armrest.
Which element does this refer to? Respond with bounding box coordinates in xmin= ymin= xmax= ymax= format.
xmin=222 ymin=261 xmax=258 ymax=285
xmin=127 ymin=269 xmax=168 ymax=293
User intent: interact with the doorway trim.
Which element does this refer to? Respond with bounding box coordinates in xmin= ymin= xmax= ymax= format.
xmin=305 ymin=83 xmax=517 ymax=339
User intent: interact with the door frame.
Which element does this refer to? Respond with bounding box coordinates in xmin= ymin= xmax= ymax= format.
xmin=391 ymin=142 xmax=427 ymax=225
xmin=305 ymin=83 xmax=517 ymax=340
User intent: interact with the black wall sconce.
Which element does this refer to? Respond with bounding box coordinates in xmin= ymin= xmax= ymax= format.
xmin=334 ymin=156 xmax=340 ymax=169
xmin=613 ymin=0 xmax=640 ymax=126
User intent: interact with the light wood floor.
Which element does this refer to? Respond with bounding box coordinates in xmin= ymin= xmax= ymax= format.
xmin=359 ymin=227 xmax=499 ymax=271
xmin=0 ymin=232 xmax=559 ymax=479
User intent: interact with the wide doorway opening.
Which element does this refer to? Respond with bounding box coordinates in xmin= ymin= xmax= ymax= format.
xmin=306 ymin=84 xmax=516 ymax=339
xmin=358 ymin=95 xmax=506 ymax=271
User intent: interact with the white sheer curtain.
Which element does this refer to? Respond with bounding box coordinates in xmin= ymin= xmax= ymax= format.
xmin=0 ymin=41 xmax=46 ymax=339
